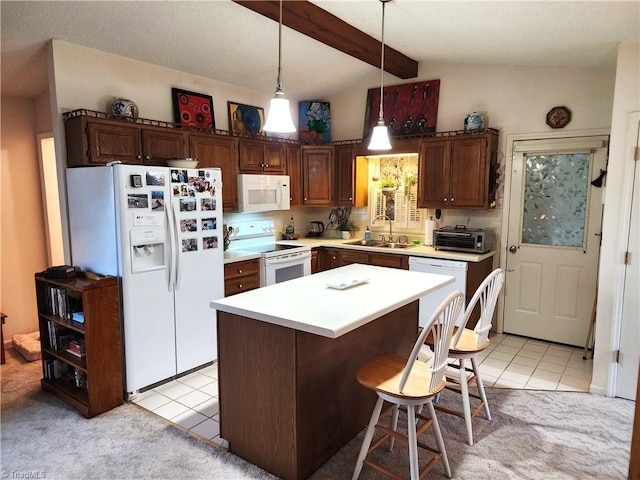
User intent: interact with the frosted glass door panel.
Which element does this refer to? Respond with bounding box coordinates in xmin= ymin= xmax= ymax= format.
xmin=522 ymin=153 xmax=590 ymax=247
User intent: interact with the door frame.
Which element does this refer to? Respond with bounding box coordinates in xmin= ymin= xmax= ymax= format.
xmin=497 ymin=128 xmax=610 ymax=335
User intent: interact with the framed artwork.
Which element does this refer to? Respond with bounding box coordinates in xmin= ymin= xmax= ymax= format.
xmin=227 ymin=101 xmax=265 ymax=136
xmin=299 ymin=101 xmax=330 ymax=144
xmin=172 ymin=88 xmax=215 ymax=131
xmin=363 ymin=79 xmax=440 ymax=138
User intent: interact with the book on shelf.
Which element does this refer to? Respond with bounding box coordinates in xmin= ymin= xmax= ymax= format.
xmin=66 ymin=338 xmax=86 ymax=357
xmin=45 ymin=285 xmax=82 ymax=319
xmin=43 ymin=358 xmax=70 ymax=379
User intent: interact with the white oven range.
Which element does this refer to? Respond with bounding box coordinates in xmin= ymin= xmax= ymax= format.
xmin=227 ymin=220 xmax=311 ymax=287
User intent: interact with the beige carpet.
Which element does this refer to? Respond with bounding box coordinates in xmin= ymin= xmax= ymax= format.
xmin=1 ymin=347 xmax=634 ymax=479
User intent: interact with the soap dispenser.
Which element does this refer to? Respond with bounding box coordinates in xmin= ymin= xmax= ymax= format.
xmin=364 ymin=226 xmax=371 ymax=240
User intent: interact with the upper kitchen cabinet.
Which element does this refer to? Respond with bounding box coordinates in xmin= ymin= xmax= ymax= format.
xmin=188 ymin=134 xmax=239 ymax=211
xmin=417 ymin=130 xmax=499 ymax=210
xmin=285 ymin=144 xmax=302 ymax=207
xmin=334 ymin=143 xmax=368 ymax=207
xmin=238 ymin=138 xmax=285 ymax=174
xmin=65 ymin=114 xmax=188 ymax=167
xmin=301 ymin=146 xmax=333 ymax=206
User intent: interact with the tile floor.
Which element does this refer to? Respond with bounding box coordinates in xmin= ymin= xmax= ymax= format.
xmin=130 ymin=333 xmax=593 ymax=448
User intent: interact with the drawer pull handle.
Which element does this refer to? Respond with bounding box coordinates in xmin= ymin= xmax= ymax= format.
xmin=239 ymin=284 xmax=243 ymax=288
xmin=238 ymin=269 xmax=243 ymax=273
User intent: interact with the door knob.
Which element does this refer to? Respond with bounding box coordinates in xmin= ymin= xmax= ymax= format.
xmin=509 ymin=245 xmax=518 ymax=253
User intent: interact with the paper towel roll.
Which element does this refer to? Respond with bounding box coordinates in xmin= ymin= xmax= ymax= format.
xmin=424 ymin=217 xmax=437 ymax=246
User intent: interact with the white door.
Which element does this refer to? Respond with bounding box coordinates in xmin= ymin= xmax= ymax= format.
xmin=504 ymin=136 xmax=608 ymax=346
xmin=615 ymin=118 xmax=640 ymax=400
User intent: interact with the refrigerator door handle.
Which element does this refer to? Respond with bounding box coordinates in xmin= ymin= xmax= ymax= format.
xmin=171 ymin=202 xmax=182 ymax=292
xmin=166 ymin=203 xmax=176 ymax=292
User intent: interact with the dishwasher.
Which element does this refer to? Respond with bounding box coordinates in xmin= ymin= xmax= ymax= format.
xmin=409 ymin=257 xmax=467 ymax=328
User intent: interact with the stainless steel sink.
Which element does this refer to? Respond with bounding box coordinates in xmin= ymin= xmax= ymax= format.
xmin=343 ymin=239 xmax=386 ymax=247
xmin=381 ymin=242 xmax=415 ymax=249
xmin=343 ymin=239 xmax=415 ymax=249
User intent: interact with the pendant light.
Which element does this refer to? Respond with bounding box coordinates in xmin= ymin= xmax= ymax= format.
xmin=368 ymin=0 xmax=392 ymax=150
xmin=263 ymin=0 xmax=296 ymax=133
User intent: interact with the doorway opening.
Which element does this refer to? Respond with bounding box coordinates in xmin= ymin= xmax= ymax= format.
xmin=37 ymin=133 xmax=64 ymax=266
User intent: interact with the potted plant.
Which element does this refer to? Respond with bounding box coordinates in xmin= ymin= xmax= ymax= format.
xmin=381 ymin=178 xmax=397 ymax=191
xmin=331 ymin=207 xmax=359 ymax=239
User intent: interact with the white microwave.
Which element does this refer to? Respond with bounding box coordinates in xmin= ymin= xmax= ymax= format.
xmin=237 ymin=174 xmax=291 ymax=212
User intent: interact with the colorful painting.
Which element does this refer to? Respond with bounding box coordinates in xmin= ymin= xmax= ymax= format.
xmin=227 ymin=101 xmax=265 ymax=136
xmin=363 ymin=79 xmax=440 ymax=138
xmin=299 ymin=101 xmax=330 ymax=144
xmin=172 ymin=88 xmax=215 ymax=131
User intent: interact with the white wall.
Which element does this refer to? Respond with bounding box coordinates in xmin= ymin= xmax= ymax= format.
xmin=1 ymin=97 xmax=49 ymax=340
xmin=592 ymin=42 xmax=640 ymax=396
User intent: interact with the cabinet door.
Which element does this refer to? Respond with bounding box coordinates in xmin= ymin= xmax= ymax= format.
xmin=286 ymin=145 xmax=303 ymax=207
xmin=318 ymin=248 xmax=339 ymax=271
xmin=141 ymin=129 xmax=188 ymax=166
xmin=369 ymin=252 xmax=408 ymax=270
xmin=417 ymin=139 xmax=450 ymax=208
xmin=302 ymin=147 xmax=333 ymax=205
xmin=263 ymin=142 xmax=285 ymax=174
xmin=238 ymin=140 xmax=285 ymax=174
xmin=334 ymin=144 xmax=367 ymax=207
xmin=449 ymin=136 xmax=488 ymax=208
xmin=189 ymin=134 xmax=239 ymax=211
xmin=238 ymin=139 xmax=265 ymax=172
xmin=310 ymin=250 xmax=319 ymax=274
xmin=87 ymin=123 xmax=142 ymax=165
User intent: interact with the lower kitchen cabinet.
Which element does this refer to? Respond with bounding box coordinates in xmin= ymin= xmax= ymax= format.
xmin=338 ymin=250 xmax=408 ymax=270
xmin=369 ymin=252 xmax=408 ymax=270
xmin=310 ymin=250 xmax=319 ymax=274
xmin=317 ymin=248 xmax=340 ymax=272
xmin=224 ymin=259 xmax=260 ymax=296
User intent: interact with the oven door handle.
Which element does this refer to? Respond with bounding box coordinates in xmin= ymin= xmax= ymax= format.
xmin=264 ymin=250 xmax=311 ymax=265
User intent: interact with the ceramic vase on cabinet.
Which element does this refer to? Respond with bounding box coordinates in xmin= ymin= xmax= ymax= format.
xmin=464 ymin=112 xmax=485 ymax=132
xmin=109 ymin=98 xmax=139 ymax=119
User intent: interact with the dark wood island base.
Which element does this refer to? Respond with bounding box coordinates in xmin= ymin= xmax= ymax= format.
xmin=217 ymin=301 xmax=418 ymax=480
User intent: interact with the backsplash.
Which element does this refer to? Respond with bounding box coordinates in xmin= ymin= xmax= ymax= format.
xmin=224 ymin=205 xmax=502 ymax=247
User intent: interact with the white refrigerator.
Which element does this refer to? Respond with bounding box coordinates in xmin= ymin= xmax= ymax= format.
xmin=66 ymin=164 xmax=224 ymax=393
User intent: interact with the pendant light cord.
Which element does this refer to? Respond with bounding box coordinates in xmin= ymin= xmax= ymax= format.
xmin=378 ymin=0 xmax=387 ymax=121
xmin=276 ymin=0 xmax=284 ymax=94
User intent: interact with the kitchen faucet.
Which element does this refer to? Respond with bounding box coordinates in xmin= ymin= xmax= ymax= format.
xmin=372 ymin=214 xmax=393 ymax=242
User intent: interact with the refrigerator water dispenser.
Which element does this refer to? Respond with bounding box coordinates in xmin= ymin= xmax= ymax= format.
xmin=130 ymin=229 xmax=165 ymax=273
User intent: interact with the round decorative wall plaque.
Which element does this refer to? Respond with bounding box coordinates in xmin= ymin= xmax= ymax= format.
xmin=546 ymin=106 xmax=571 ymax=129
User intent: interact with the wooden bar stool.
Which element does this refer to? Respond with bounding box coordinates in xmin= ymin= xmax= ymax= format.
xmin=429 ymin=268 xmax=505 ymax=446
xmin=352 ymin=291 xmax=464 ymax=480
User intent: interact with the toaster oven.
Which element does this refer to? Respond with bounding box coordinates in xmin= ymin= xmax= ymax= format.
xmin=433 ymin=226 xmax=494 ymax=253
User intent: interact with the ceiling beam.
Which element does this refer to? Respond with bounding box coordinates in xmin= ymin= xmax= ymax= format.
xmin=233 ymin=0 xmax=419 ymax=80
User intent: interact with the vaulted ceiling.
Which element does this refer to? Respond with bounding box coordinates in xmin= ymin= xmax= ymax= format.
xmin=2 ymin=1 xmax=639 ymax=100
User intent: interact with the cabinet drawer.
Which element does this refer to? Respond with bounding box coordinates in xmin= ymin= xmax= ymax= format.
xmin=339 ymin=250 xmax=370 ymax=266
xmin=224 ymin=259 xmax=260 ymax=280
xmin=224 ymin=274 xmax=260 ymax=296
xmin=369 ymin=252 xmax=408 ymax=270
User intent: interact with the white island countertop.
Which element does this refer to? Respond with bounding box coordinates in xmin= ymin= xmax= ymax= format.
xmin=210 ymin=264 xmax=454 ymax=338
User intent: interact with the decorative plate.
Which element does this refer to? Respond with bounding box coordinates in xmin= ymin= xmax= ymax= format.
xmin=326 ymin=278 xmax=369 ymax=290
xmin=546 ymin=106 xmax=571 ymax=129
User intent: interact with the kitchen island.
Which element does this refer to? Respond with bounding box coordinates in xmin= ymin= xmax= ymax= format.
xmin=210 ymin=264 xmax=453 ymax=480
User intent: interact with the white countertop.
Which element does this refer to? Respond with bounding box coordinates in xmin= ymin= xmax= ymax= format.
xmin=279 ymin=237 xmax=496 ymax=262
xmin=211 ymin=264 xmax=454 ymax=338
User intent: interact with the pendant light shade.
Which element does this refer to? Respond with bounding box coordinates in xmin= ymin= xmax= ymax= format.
xmin=263 ymin=0 xmax=296 ymax=133
xmin=368 ymin=0 xmax=392 ymax=151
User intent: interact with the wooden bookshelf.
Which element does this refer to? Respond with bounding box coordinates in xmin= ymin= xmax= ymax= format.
xmin=35 ymin=271 xmax=123 ymax=418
